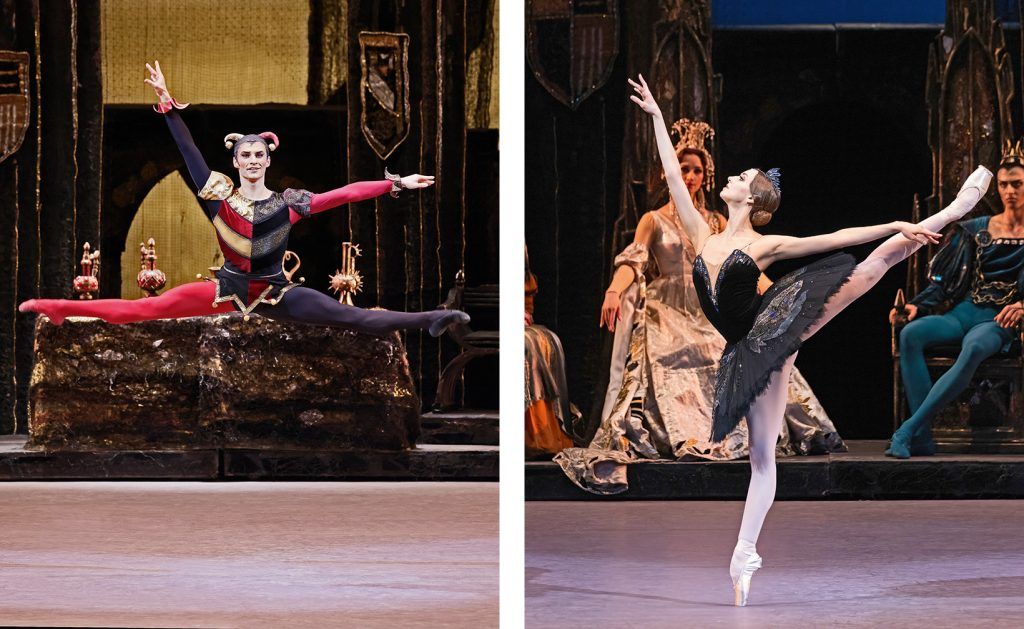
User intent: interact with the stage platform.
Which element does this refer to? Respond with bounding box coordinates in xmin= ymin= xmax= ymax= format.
xmin=419 ymin=410 xmax=499 ymax=445
xmin=0 ymin=435 xmax=498 ymax=481
xmin=526 ymin=440 xmax=1024 ymax=500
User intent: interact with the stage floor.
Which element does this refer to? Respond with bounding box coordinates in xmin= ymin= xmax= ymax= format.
xmin=527 ymin=500 xmax=1024 ymax=628
xmin=0 ymin=482 xmax=498 ymax=628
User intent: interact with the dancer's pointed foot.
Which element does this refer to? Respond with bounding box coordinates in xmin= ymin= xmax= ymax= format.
xmin=730 ymin=540 xmax=762 ymax=607
xmin=958 ymin=166 xmax=993 ymax=204
xmin=18 ymin=299 xmax=64 ymax=325
xmin=429 ymin=309 xmax=470 ymax=337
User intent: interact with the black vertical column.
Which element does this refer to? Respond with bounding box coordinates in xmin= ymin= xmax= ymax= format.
xmin=0 ymin=0 xmax=40 ymax=434
xmin=38 ymin=0 xmax=78 ymax=299
xmin=0 ymin=1 xmax=20 ymax=432
xmin=346 ymin=1 xmax=468 ymax=407
xmin=74 ymin=0 xmax=101 ymax=252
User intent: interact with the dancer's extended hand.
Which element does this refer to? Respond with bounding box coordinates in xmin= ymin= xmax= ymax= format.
xmin=628 ymin=74 xmax=661 ymax=118
xmin=143 ymin=60 xmax=168 ymax=99
xmin=600 ymin=291 xmax=622 ymax=332
xmin=995 ymin=301 xmax=1024 ymax=328
xmin=400 ymin=174 xmax=435 ymax=190
xmin=893 ymin=221 xmax=942 ymax=245
xmin=888 ymin=303 xmax=918 ymax=324
xmin=524 ymin=312 xmax=534 ymax=327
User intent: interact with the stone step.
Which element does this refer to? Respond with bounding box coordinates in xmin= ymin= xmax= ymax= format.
xmin=527 ymin=440 xmax=1024 ymax=500
xmin=0 ymin=436 xmax=497 ymax=481
xmin=419 ymin=410 xmax=499 ymax=445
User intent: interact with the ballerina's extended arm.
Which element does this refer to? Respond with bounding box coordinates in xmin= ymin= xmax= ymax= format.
xmin=752 ymin=221 xmax=942 ymax=267
xmin=629 ymin=75 xmax=712 ymax=253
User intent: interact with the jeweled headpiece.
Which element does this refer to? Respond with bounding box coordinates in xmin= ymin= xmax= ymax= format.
xmin=763 ymin=167 xmax=782 ymax=194
xmin=1000 ymin=139 xmax=1024 ymax=170
xmin=670 ymin=118 xmax=715 ymax=191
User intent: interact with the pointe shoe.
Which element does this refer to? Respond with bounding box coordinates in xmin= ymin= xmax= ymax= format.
xmin=731 ymin=550 xmax=762 ymax=607
xmin=958 ymin=166 xmax=993 ymax=201
xmin=429 ymin=309 xmax=470 ymax=337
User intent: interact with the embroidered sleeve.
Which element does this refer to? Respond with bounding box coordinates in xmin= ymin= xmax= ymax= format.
xmin=614 ymin=242 xmax=650 ymax=276
xmin=198 ymin=171 xmax=234 ymax=201
xmin=283 ymin=188 xmax=314 ymax=219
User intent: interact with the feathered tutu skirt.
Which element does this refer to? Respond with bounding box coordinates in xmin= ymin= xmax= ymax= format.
xmin=712 ymin=252 xmax=856 ymax=442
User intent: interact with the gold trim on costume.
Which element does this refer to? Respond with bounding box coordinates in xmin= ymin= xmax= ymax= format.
xmin=210 ymin=277 xmax=304 ymax=316
xmin=198 ymin=171 xmax=234 ymax=200
xmin=225 ymin=190 xmax=255 ymax=221
xmin=212 ymin=214 xmax=253 ymax=258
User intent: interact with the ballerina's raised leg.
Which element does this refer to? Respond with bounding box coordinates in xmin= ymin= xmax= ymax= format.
xmin=729 ymin=166 xmax=992 ymax=604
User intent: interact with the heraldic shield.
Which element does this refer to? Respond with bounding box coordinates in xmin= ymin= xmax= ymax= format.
xmin=527 ymin=0 xmax=619 ymax=110
xmin=359 ymin=32 xmax=411 ymax=161
xmin=0 ymin=51 xmax=30 ymax=165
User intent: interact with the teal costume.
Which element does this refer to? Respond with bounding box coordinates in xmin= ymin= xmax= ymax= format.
xmin=891 ymin=215 xmax=1024 ymax=457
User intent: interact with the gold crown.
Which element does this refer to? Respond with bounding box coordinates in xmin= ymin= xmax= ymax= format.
xmin=1001 ymin=138 xmax=1024 ymax=168
xmin=670 ymin=118 xmax=715 ymax=191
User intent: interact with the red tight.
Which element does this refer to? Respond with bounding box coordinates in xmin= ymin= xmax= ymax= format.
xmin=19 ymin=282 xmax=452 ymax=336
xmin=20 ymin=282 xmax=223 ymax=325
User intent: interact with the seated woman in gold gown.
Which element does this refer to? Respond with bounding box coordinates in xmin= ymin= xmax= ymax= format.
xmin=555 ymin=119 xmax=845 ymax=494
xmin=525 ymin=249 xmax=579 ymax=458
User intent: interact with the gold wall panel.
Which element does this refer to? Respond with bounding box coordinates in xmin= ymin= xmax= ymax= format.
xmin=121 ymin=172 xmax=222 ymax=298
xmin=102 ymin=0 xmax=310 ymax=105
xmin=466 ymin=0 xmax=499 ymax=129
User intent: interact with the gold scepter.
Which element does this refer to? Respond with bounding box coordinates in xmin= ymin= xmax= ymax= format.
xmin=328 ymin=242 xmax=363 ymax=305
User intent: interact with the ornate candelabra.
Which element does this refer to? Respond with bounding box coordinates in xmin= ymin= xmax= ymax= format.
xmin=72 ymin=242 xmax=100 ymax=299
xmin=328 ymin=242 xmax=363 ymax=305
xmin=136 ymin=238 xmax=167 ymax=297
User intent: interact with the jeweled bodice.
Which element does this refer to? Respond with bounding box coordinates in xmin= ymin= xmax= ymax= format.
xmin=970 ymin=224 xmax=1024 ymax=306
xmin=693 ymin=249 xmax=763 ymax=343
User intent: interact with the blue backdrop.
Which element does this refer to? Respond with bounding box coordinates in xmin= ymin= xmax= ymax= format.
xmin=712 ymin=0 xmax=1018 ymax=26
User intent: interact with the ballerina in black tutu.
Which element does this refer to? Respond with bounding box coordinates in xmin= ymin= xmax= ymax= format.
xmin=629 ymin=74 xmax=992 ymax=606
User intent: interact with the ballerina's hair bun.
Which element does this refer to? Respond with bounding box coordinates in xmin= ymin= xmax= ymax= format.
xmin=750 ymin=168 xmax=781 ymax=226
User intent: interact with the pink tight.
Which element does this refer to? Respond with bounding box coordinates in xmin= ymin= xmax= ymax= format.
xmin=736 ymin=185 xmax=984 ymax=547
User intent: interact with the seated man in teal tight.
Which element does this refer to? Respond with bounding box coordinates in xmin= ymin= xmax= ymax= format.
xmin=889 ymin=145 xmax=1024 ymax=458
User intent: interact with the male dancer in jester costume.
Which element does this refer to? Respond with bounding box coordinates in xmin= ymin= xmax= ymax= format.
xmin=20 ymin=61 xmax=469 ymax=337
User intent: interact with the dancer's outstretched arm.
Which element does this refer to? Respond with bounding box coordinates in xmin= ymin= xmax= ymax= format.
xmin=750 ymin=221 xmax=942 ymax=267
xmin=629 ymin=74 xmax=711 ymax=252
xmin=144 ymin=61 xmax=211 ymax=192
xmin=287 ymin=174 xmax=435 ymax=223
xmin=308 ymin=174 xmax=435 ymax=213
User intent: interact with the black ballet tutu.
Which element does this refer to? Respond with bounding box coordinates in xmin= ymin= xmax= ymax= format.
xmin=710 ymin=252 xmax=856 ymax=442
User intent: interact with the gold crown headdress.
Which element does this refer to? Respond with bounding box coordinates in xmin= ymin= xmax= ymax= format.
xmin=1001 ymin=138 xmax=1024 ymax=169
xmin=670 ymin=118 xmax=715 ymax=191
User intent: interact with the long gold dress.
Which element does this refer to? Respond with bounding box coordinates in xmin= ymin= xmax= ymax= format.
xmin=555 ymin=210 xmax=844 ymax=494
